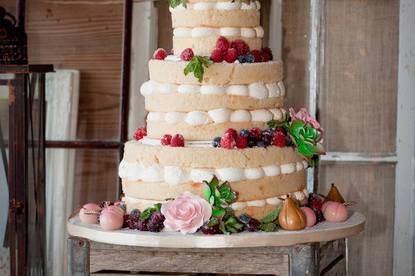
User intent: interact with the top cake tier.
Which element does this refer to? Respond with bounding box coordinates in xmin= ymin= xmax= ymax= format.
xmin=170 ymin=0 xmax=263 ymax=56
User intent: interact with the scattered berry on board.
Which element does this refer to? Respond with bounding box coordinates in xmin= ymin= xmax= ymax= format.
xmin=153 ymin=48 xmax=167 ymax=60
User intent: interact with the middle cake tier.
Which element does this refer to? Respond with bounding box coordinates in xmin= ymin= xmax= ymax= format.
xmin=120 ymin=140 xmax=308 ymax=219
xmin=144 ymin=59 xmax=285 ymax=140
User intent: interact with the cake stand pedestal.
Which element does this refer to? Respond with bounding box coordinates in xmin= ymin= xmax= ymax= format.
xmin=67 ymin=212 xmax=365 ymax=276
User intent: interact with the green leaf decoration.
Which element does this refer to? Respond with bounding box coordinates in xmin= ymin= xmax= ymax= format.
xmin=261 ymin=222 xmax=278 ymax=232
xmin=140 ymin=204 xmax=161 ymax=220
xmin=183 ymin=56 xmax=213 ymax=83
xmin=212 ymin=207 xmax=226 ymax=218
xmin=207 ymin=217 xmax=220 ymax=227
xmin=260 ymin=207 xmax=281 ymax=224
xmin=169 ymin=0 xmax=187 ymax=8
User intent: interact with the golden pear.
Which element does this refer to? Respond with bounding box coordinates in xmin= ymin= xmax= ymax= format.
xmin=278 ymin=196 xmax=306 ymax=231
xmin=325 ymin=183 xmax=345 ymax=203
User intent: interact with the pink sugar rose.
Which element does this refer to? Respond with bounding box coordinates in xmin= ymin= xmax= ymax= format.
xmin=161 ymin=192 xmax=212 ymax=234
xmin=289 ymin=107 xmax=323 ymax=132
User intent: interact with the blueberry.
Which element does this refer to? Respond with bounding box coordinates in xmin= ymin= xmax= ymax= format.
xmin=237 ymin=55 xmax=247 ymax=63
xmin=245 ymin=54 xmax=255 ymax=63
xmin=239 ymin=129 xmax=250 ymax=138
xmin=238 ymin=214 xmax=252 ymax=224
xmin=212 ymin=137 xmax=221 ymax=148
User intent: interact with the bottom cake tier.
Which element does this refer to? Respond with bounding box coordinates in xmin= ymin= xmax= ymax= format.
xmin=119 ymin=140 xmax=309 ymax=220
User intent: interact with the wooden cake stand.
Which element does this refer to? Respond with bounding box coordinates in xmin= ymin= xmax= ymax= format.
xmin=67 ymin=210 xmax=365 ymax=276
xmin=67 ymin=212 xmax=365 ymax=276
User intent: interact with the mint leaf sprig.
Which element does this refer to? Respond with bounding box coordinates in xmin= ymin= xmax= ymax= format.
xmin=203 ymin=177 xmax=237 ymax=218
xmin=184 ymin=56 xmax=213 ymax=83
xmin=169 ymin=0 xmax=187 ymax=8
xmin=139 ymin=203 xmax=161 ymax=220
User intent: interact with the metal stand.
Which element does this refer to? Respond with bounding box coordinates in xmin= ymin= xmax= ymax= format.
xmin=1 ymin=64 xmax=53 ymax=276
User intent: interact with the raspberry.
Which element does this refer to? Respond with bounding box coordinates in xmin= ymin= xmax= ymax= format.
xmin=161 ymin=134 xmax=172 ymax=146
xmin=153 ymin=48 xmax=167 ymax=60
xmin=225 ymin=128 xmax=238 ymax=140
xmin=249 ymin=127 xmax=262 ymax=140
xmin=133 ymin=127 xmax=147 ymax=141
xmin=216 ymin=36 xmax=230 ymax=52
xmin=235 ymin=135 xmax=248 ymax=149
xmin=250 ymin=49 xmax=262 ymax=62
xmin=180 ymin=48 xmax=194 ymax=61
xmin=171 ymin=134 xmax=185 ymax=147
xmin=224 ymin=48 xmax=238 ymax=63
xmin=212 ymin=137 xmax=221 ymax=148
xmin=261 ymin=47 xmax=273 ymax=62
xmin=220 ymin=133 xmax=236 ymax=149
xmin=210 ymin=48 xmax=224 ymax=62
xmin=272 ymin=131 xmax=286 ymax=147
xmin=230 ymin=39 xmax=250 ymax=56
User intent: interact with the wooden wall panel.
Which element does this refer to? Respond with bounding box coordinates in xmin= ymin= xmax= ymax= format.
xmin=282 ymin=0 xmax=310 ymax=109
xmin=156 ymin=1 xmax=172 ymax=52
xmin=319 ymin=163 xmax=395 ymax=275
xmin=321 ymin=0 xmax=399 ymax=153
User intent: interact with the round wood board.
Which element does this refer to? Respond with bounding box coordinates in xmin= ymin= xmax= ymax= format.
xmin=67 ymin=212 xmax=365 ymax=248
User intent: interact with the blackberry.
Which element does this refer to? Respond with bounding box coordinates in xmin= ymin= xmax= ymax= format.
xmin=150 ymin=212 xmax=165 ymax=224
xmin=246 ymin=218 xmax=261 ymax=232
xmin=212 ymin=137 xmax=221 ymax=148
xmin=248 ymin=137 xmax=257 ymax=148
xmin=200 ymin=224 xmax=222 ymax=235
xmin=257 ymin=141 xmax=266 ymax=148
xmin=136 ymin=219 xmax=148 ymax=231
xmin=261 ymin=131 xmax=273 ymax=147
xmin=129 ymin=209 xmax=141 ymax=220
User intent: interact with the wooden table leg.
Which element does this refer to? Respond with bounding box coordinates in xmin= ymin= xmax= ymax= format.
xmin=67 ymin=237 xmax=90 ymax=276
xmin=289 ymin=243 xmax=318 ymax=276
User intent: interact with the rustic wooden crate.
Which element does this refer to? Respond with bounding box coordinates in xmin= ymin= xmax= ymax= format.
xmin=68 ymin=237 xmax=346 ymax=276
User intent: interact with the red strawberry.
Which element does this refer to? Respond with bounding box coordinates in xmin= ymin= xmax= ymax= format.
xmin=272 ymin=130 xmax=286 ymax=147
xmin=249 ymin=127 xmax=262 ymax=140
xmin=225 ymin=128 xmax=238 ymax=140
xmin=216 ymin=36 xmax=230 ymax=52
xmin=133 ymin=127 xmax=147 ymax=141
xmin=210 ymin=48 xmax=224 ymax=62
xmin=180 ymin=48 xmax=194 ymax=61
xmin=171 ymin=134 xmax=185 ymax=147
xmin=220 ymin=133 xmax=236 ymax=149
xmin=235 ymin=135 xmax=248 ymax=149
xmin=161 ymin=134 xmax=172 ymax=146
xmin=250 ymin=49 xmax=262 ymax=63
xmin=230 ymin=39 xmax=250 ymax=56
xmin=260 ymin=47 xmax=273 ymax=62
xmin=153 ymin=48 xmax=167 ymax=60
xmin=224 ymin=48 xmax=238 ymax=63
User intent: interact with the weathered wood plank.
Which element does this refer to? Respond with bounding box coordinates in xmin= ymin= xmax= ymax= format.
xmin=89 ymin=245 xmax=289 ymax=275
xmin=320 ymin=0 xmax=398 ymax=153
xmin=319 ymin=240 xmax=345 ymax=275
xmin=319 ymin=164 xmax=395 ymax=276
xmin=282 ymin=0 xmax=310 ymax=109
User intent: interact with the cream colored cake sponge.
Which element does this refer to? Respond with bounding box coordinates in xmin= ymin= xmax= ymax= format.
xmin=171 ymin=9 xmax=260 ymax=28
xmin=123 ymin=141 xmax=304 ymax=168
xmin=149 ymin=60 xmax=283 ymax=85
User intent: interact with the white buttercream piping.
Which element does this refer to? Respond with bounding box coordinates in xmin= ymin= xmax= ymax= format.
xmin=141 ymin=80 xmax=285 ymax=99
xmin=169 ymin=1 xmax=260 ymax=11
xmin=119 ymin=160 xmax=309 ymax=185
xmin=147 ymin=108 xmax=286 ymax=125
xmin=123 ymin=187 xmax=309 ymax=212
xmin=173 ymin=26 xmax=264 ymax=38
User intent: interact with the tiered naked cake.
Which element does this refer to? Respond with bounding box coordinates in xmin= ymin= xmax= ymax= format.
xmin=118 ymin=0 xmax=314 ymax=222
